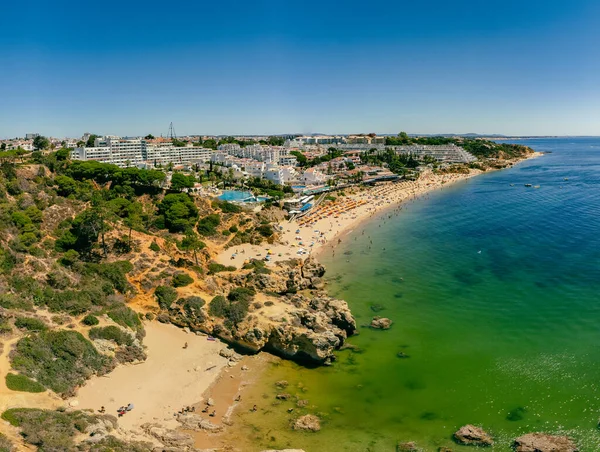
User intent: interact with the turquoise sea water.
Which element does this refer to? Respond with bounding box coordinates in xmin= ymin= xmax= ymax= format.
xmin=233 ymin=138 xmax=600 ymax=451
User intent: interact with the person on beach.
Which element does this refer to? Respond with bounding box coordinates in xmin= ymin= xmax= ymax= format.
xmin=183 ymin=342 xmax=188 ymax=349
xmin=99 ymin=406 xmax=105 ymax=413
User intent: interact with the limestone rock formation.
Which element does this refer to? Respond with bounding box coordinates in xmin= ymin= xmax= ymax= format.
xmin=370 ymin=316 xmax=393 ymax=329
xmin=176 ymin=413 xmax=223 ymax=432
xmin=164 ymin=257 xmax=357 ymax=365
xmin=293 ymin=414 xmax=321 ymax=432
xmin=142 ymin=423 xmax=195 ymax=448
xmin=397 ymin=441 xmax=418 ymax=451
xmin=454 ymin=424 xmax=493 ymax=446
xmin=513 ymin=433 xmax=578 ymax=452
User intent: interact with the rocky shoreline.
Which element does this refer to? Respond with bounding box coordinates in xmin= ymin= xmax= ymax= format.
xmin=164 ymin=256 xmax=357 ymax=366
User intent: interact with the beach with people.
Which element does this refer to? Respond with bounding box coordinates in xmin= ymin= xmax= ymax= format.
xmin=215 ymin=168 xmax=485 ymax=268
xmin=70 ymin=322 xmax=229 ymax=432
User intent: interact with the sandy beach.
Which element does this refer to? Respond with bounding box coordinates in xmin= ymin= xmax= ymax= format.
xmin=70 ymin=322 xmax=229 ymax=432
xmin=216 ymin=169 xmax=483 ymax=268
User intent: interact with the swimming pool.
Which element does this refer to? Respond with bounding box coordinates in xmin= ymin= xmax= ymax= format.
xmin=218 ymin=190 xmax=255 ymax=202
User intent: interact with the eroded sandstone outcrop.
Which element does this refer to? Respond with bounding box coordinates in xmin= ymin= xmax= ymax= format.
xmin=513 ymin=433 xmax=578 ymax=452
xmin=370 ymin=316 xmax=393 ymax=329
xmin=176 ymin=413 xmax=223 ymax=432
xmin=454 ymin=424 xmax=493 ymax=446
xmin=163 ymin=257 xmax=357 ymax=365
xmin=142 ymin=423 xmax=195 ymax=449
xmin=293 ymin=414 xmax=321 ymax=432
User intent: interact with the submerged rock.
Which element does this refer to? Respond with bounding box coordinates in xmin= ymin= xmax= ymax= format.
xmin=293 ymin=414 xmax=321 ymax=432
xmin=454 ymin=424 xmax=493 ymax=446
xmin=370 ymin=316 xmax=393 ymax=329
xmin=397 ymin=441 xmax=418 ymax=451
xmin=513 ymin=433 xmax=578 ymax=452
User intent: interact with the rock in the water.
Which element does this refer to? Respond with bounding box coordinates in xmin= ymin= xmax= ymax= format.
xmin=276 ymin=393 xmax=291 ymax=400
xmin=293 ymin=414 xmax=321 ymax=432
xmin=438 ymin=448 xmax=453 ymax=452
xmin=370 ymin=316 xmax=393 ymax=329
xmin=454 ymin=424 xmax=493 ymax=446
xmin=296 ymin=399 xmax=308 ymax=408
xmin=275 ymin=380 xmax=289 ymax=389
xmin=397 ymin=441 xmax=418 ymax=451
xmin=513 ymin=433 xmax=578 ymax=452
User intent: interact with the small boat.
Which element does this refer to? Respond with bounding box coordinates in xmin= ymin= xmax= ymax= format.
xmin=524 ymin=184 xmax=532 ymax=187
xmin=534 ymin=185 xmax=540 ymax=189
xmin=510 ymin=184 xmax=515 ymax=187
xmin=564 ymin=178 xmax=569 ymax=181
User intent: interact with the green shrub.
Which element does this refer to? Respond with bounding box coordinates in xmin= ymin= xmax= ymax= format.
xmin=0 ymin=293 xmax=34 ymax=311
xmin=59 ymin=249 xmax=79 ymax=266
xmin=212 ymin=199 xmax=242 ymax=213
xmin=10 ymin=330 xmax=113 ymax=396
xmin=0 ymin=408 xmax=103 ymax=450
xmin=207 ymin=262 xmax=236 ymax=274
xmin=0 ymin=320 xmax=12 ymax=335
xmin=14 ymin=317 xmax=47 ymax=332
xmin=209 ymin=296 xmax=228 ymax=318
xmin=172 ymin=273 xmax=193 ymax=287
xmin=154 ymin=285 xmax=178 ymax=309
xmin=197 ymin=214 xmax=221 ymax=236
xmin=81 ymin=314 xmax=99 ymax=326
xmin=229 ymin=225 xmax=238 ymax=233
xmin=227 ymin=286 xmax=256 ymax=303
xmin=242 ymin=259 xmax=271 ymax=274
xmin=209 ymin=292 xmax=250 ymax=326
xmin=5 ymin=374 xmax=45 ymax=393
xmin=222 ymin=230 xmax=230 ymax=236
xmin=256 ymin=224 xmax=273 ymax=237
xmin=106 ymin=305 xmax=142 ymax=331
xmin=149 ymin=241 xmax=160 ymax=252
xmin=89 ymin=326 xmax=133 ymax=346
xmin=85 ymin=261 xmax=133 ymax=293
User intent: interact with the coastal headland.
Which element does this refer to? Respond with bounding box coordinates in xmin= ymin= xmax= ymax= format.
xmin=0 ymin=142 xmax=544 ymax=451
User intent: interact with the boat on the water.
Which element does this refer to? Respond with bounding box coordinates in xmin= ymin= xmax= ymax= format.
xmin=524 ymin=184 xmax=533 ymax=187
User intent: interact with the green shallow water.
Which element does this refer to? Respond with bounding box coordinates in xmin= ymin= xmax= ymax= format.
xmin=232 ymin=138 xmax=600 ymax=451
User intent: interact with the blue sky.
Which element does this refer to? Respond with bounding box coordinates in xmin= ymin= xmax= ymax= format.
xmin=1 ymin=0 xmax=599 ymax=138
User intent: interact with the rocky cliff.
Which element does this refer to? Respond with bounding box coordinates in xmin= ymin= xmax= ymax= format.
xmin=164 ymin=257 xmax=356 ymax=365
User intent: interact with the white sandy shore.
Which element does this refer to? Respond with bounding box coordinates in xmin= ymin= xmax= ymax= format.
xmin=216 ymin=169 xmax=482 ymax=268
xmin=70 ymin=322 xmax=228 ymax=432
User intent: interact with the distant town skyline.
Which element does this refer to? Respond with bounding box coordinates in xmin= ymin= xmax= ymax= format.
xmin=2 ymin=0 xmax=599 ymax=138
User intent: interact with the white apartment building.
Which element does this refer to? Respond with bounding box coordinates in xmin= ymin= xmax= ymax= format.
xmin=301 ymin=168 xmax=327 ymax=185
xmin=72 ymin=146 xmax=112 ymax=162
xmin=146 ymin=143 xmax=212 ymax=166
xmin=279 ymin=155 xmax=298 ymax=166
